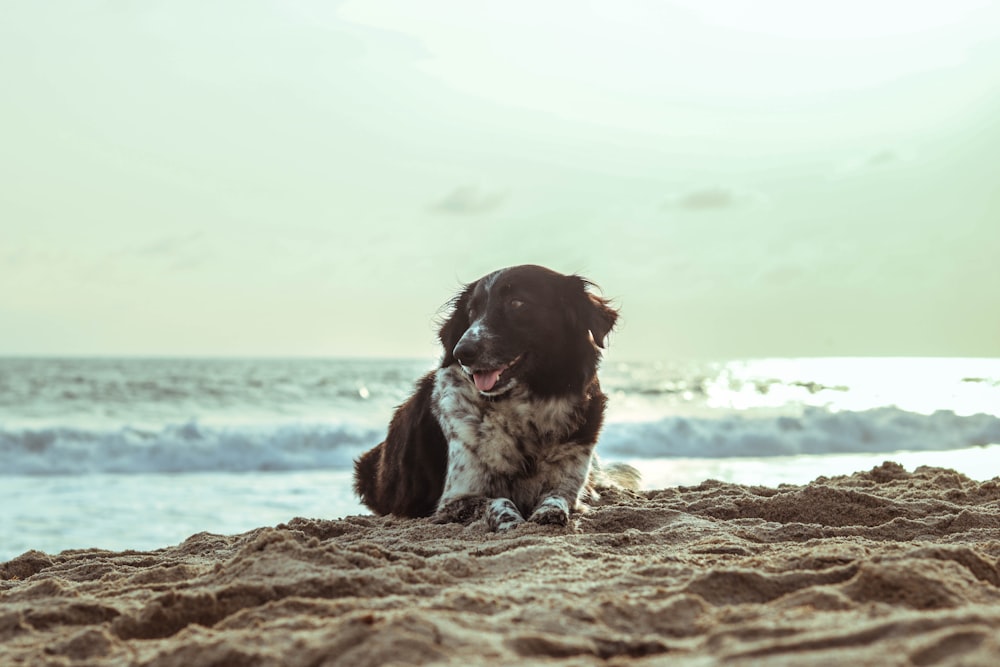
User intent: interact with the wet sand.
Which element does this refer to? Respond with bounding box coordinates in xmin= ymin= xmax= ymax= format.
xmin=3 ymin=462 xmax=1000 ymax=666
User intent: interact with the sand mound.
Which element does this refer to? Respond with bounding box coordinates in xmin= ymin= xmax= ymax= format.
xmin=3 ymin=462 xmax=1000 ymax=666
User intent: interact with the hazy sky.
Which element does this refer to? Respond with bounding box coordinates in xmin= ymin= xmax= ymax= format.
xmin=2 ymin=1 xmax=999 ymax=360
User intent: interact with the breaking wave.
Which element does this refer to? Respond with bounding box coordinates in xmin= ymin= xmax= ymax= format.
xmin=3 ymin=406 xmax=1000 ymax=475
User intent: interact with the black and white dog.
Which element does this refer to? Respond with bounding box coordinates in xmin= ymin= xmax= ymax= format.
xmin=353 ymin=264 xmax=637 ymax=531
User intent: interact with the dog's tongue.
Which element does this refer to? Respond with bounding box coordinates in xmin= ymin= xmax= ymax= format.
xmin=473 ymin=369 xmax=502 ymax=392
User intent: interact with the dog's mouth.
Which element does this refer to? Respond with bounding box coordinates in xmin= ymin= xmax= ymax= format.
xmin=465 ymin=355 xmax=523 ymax=394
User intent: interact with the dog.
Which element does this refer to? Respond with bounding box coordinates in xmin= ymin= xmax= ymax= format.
xmin=353 ymin=264 xmax=637 ymax=531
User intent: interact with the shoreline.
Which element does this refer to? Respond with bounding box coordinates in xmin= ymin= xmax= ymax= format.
xmin=5 ymin=444 xmax=1000 ymax=561
xmin=3 ymin=461 xmax=1000 ymax=666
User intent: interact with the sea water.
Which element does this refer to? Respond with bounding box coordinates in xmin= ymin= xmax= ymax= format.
xmin=2 ymin=357 xmax=999 ymax=560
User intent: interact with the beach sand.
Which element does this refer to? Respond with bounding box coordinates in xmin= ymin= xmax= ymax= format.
xmin=3 ymin=462 xmax=1000 ymax=666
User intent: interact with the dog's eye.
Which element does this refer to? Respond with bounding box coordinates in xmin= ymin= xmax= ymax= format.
xmin=509 ymin=299 xmax=525 ymax=309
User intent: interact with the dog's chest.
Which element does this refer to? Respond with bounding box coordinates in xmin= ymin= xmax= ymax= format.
xmin=431 ymin=367 xmax=579 ymax=473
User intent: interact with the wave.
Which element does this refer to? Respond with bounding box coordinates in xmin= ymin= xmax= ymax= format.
xmin=3 ymin=407 xmax=1000 ymax=475
xmin=0 ymin=421 xmax=382 ymax=475
xmin=601 ymin=407 xmax=1000 ymax=458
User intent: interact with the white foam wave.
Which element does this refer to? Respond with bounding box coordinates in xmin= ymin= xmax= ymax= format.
xmin=3 ymin=406 xmax=999 ymax=476
xmin=601 ymin=407 xmax=1000 ymax=458
xmin=0 ymin=421 xmax=381 ymax=475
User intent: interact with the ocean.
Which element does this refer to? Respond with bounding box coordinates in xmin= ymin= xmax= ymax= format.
xmin=2 ymin=356 xmax=999 ymax=561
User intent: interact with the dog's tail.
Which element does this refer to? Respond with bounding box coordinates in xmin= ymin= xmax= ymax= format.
xmin=594 ymin=460 xmax=642 ymax=491
xmin=602 ymin=461 xmax=642 ymax=490
xmin=587 ymin=457 xmax=642 ymax=494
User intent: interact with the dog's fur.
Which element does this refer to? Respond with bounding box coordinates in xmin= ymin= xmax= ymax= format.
xmin=353 ymin=264 xmax=632 ymax=530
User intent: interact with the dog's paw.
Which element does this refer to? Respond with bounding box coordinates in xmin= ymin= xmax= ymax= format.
xmin=486 ymin=498 xmax=525 ymax=532
xmin=431 ymin=496 xmax=487 ymax=524
xmin=528 ymin=497 xmax=569 ymax=526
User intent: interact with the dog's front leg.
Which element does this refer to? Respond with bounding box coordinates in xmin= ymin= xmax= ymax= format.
xmin=432 ymin=495 xmax=488 ymax=524
xmin=528 ymin=495 xmax=571 ymax=526
xmin=527 ymin=446 xmax=594 ymax=526
xmin=486 ymin=498 xmax=525 ymax=531
xmin=431 ymin=439 xmax=493 ymax=525
xmin=432 ymin=444 xmax=524 ymax=531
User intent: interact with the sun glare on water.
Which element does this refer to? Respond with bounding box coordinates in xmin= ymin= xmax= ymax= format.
xmin=708 ymin=358 xmax=1000 ymax=417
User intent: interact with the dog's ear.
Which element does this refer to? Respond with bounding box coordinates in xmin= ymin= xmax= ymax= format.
xmin=437 ymin=283 xmax=473 ymax=365
xmin=568 ymin=276 xmax=619 ymax=349
xmin=584 ymin=291 xmax=619 ymax=348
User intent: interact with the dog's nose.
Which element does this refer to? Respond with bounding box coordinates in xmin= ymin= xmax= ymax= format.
xmin=453 ymin=338 xmax=481 ymax=366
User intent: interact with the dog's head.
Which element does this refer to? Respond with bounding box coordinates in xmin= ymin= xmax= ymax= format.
xmin=438 ymin=265 xmax=618 ymax=398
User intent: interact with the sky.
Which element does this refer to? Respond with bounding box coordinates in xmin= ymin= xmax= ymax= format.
xmin=2 ymin=0 xmax=999 ymax=360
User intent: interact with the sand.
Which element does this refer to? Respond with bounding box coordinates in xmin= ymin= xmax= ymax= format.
xmin=3 ymin=462 xmax=1000 ymax=666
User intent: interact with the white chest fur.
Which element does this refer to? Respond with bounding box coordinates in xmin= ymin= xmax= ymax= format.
xmin=430 ymin=365 xmax=581 ymax=475
xmin=430 ymin=365 xmax=601 ymax=523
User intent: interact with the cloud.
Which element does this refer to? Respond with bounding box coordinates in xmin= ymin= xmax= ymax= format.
xmin=832 ymin=148 xmax=911 ymax=179
xmin=865 ymin=149 xmax=899 ymax=167
xmin=664 ymin=186 xmax=764 ymax=212
xmin=756 ymin=265 xmax=806 ymax=286
xmin=130 ymin=233 xmax=209 ymax=270
xmin=430 ymin=185 xmax=508 ymax=215
xmin=134 ymin=233 xmax=204 ymax=256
